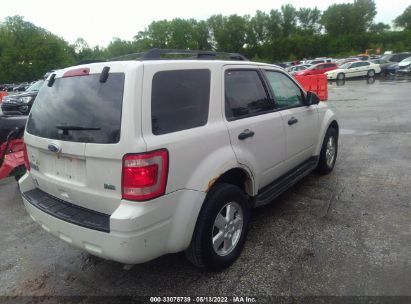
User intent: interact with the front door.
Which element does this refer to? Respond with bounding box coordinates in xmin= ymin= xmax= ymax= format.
xmin=223 ymin=67 xmax=287 ymax=189
xmin=263 ymin=69 xmax=319 ymax=170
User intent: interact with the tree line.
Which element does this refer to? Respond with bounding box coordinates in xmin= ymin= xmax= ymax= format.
xmin=1 ymin=1 xmax=411 ymax=83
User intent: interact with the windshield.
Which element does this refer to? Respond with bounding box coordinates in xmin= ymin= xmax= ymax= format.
xmin=26 ymin=80 xmax=44 ymax=92
xmin=26 ymin=73 xmax=125 ymax=144
xmin=400 ymin=57 xmax=411 ymax=64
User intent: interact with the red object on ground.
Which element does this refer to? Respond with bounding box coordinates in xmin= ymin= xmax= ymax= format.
xmin=295 ymin=63 xmax=337 ymax=76
xmin=0 ymin=138 xmax=25 ymax=179
xmin=295 ymin=74 xmax=328 ymax=101
xmin=0 ymin=91 xmax=8 ymax=102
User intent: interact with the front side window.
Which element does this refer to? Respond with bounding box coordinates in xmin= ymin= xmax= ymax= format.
xmin=264 ymin=71 xmax=304 ymax=109
xmin=225 ymin=70 xmax=272 ymax=120
xmin=151 ymin=69 xmax=210 ymax=135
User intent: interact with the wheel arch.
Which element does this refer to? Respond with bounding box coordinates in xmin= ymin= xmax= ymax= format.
xmin=208 ymin=167 xmax=256 ymax=197
xmin=314 ymin=112 xmax=339 ymax=156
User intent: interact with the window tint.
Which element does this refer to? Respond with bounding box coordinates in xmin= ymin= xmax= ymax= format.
xmin=325 ymin=64 xmax=336 ymax=68
xmin=264 ymin=71 xmax=304 ymax=108
xmin=225 ymin=70 xmax=272 ymax=120
xmin=27 ymin=73 xmax=124 ymax=144
xmin=358 ymin=62 xmax=370 ymax=67
xmin=398 ymin=54 xmax=411 ymax=61
xmin=151 ymin=69 xmax=210 ymax=135
xmin=316 ymin=64 xmax=325 ymax=69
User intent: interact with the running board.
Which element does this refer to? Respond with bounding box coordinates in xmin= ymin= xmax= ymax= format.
xmin=254 ymin=156 xmax=319 ymax=208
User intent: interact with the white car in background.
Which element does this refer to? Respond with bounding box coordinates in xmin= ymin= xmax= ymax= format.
xmin=325 ymin=61 xmax=381 ymax=80
xmin=286 ymin=64 xmax=311 ymax=74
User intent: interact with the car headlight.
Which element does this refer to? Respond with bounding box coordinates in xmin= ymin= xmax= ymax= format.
xmin=18 ymin=96 xmax=32 ymax=104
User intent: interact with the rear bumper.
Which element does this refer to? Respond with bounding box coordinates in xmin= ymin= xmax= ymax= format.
xmin=20 ymin=174 xmax=206 ymax=264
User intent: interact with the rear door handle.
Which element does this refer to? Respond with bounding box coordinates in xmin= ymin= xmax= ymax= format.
xmin=238 ymin=129 xmax=255 ymax=140
xmin=288 ymin=117 xmax=298 ymax=125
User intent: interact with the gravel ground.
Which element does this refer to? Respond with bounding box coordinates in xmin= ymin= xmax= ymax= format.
xmin=0 ymin=75 xmax=410 ymax=301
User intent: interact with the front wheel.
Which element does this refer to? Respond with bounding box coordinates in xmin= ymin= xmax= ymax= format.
xmin=337 ymin=73 xmax=345 ymax=80
xmin=185 ymin=183 xmax=250 ymax=271
xmin=367 ymin=69 xmax=375 ymax=77
xmin=316 ymin=127 xmax=338 ymax=175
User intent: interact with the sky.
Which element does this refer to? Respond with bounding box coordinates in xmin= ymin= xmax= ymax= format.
xmin=0 ymin=0 xmax=408 ymax=47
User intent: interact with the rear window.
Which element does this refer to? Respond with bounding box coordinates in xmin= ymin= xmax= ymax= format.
xmin=27 ymin=73 xmax=124 ymax=144
xmin=151 ymin=69 xmax=210 ymax=135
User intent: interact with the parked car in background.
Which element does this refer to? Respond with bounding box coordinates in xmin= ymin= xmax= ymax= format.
xmin=2 ymin=84 xmax=16 ymax=92
xmin=370 ymin=58 xmax=392 ymax=74
xmin=349 ymin=55 xmax=370 ymax=61
xmin=286 ymin=64 xmax=311 ymax=74
xmin=295 ymin=63 xmax=338 ymax=76
xmin=325 ymin=61 xmax=381 ymax=80
xmin=380 ymin=52 xmax=411 ymax=64
xmin=336 ymin=58 xmax=360 ymax=66
xmin=13 ymin=82 xmax=30 ymax=92
xmin=384 ymin=62 xmax=400 ymax=74
xmin=1 ymin=80 xmax=44 ymax=115
xmin=273 ymin=63 xmax=289 ymax=69
xmin=306 ymin=59 xmax=326 ymax=65
xmin=397 ymin=57 xmax=411 ymax=74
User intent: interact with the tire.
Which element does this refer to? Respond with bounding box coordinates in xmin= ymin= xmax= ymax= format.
xmin=367 ymin=69 xmax=375 ymax=77
xmin=316 ymin=127 xmax=338 ymax=175
xmin=337 ymin=73 xmax=345 ymax=80
xmin=185 ymin=183 xmax=250 ymax=271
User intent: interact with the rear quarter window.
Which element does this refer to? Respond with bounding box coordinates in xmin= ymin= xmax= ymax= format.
xmin=151 ymin=69 xmax=210 ymax=135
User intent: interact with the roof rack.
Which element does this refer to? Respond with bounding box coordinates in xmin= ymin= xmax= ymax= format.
xmin=110 ymin=48 xmax=248 ymax=61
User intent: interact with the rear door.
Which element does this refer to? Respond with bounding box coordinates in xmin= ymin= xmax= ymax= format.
xmin=313 ymin=64 xmax=326 ymax=75
xmin=25 ymin=65 xmax=144 ymax=215
xmin=223 ymin=66 xmax=287 ymax=189
xmin=263 ymin=69 xmax=319 ymax=170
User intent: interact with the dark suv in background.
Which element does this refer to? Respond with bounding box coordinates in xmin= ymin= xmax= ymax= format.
xmin=1 ymin=80 xmax=44 ymax=115
xmin=380 ymin=52 xmax=411 ymax=74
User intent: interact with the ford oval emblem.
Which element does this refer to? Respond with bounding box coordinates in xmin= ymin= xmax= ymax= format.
xmin=48 ymin=143 xmax=61 ymax=153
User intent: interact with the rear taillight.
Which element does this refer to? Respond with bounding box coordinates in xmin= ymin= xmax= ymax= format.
xmin=23 ymin=143 xmax=30 ymax=171
xmin=122 ymin=149 xmax=168 ymax=201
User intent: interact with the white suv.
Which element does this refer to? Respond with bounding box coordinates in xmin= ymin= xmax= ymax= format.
xmin=19 ymin=49 xmax=338 ymax=270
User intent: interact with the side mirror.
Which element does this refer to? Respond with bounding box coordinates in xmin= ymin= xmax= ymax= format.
xmin=304 ymin=91 xmax=320 ymax=106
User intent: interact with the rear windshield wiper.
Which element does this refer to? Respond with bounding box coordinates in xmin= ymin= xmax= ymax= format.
xmin=56 ymin=125 xmax=101 ymax=135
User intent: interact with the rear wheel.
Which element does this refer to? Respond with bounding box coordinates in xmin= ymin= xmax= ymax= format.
xmin=185 ymin=183 xmax=250 ymax=271
xmin=316 ymin=127 xmax=338 ymax=175
xmin=337 ymin=73 xmax=345 ymax=80
xmin=367 ymin=69 xmax=375 ymax=77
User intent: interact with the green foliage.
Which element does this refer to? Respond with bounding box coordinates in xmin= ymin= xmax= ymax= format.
xmin=394 ymin=5 xmax=411 ymax=30
xmin=321 ymin=0 xmax=376 ymax=36
xmin=297 ymin=7 xmax=322 ymax=35
xmin=0 ymin=2 xmax=411 ymax=82
xmin=281 ymin=4 xmax=297 ymax=37
xmin=0 ymin=16 xmax=74 ymax=83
